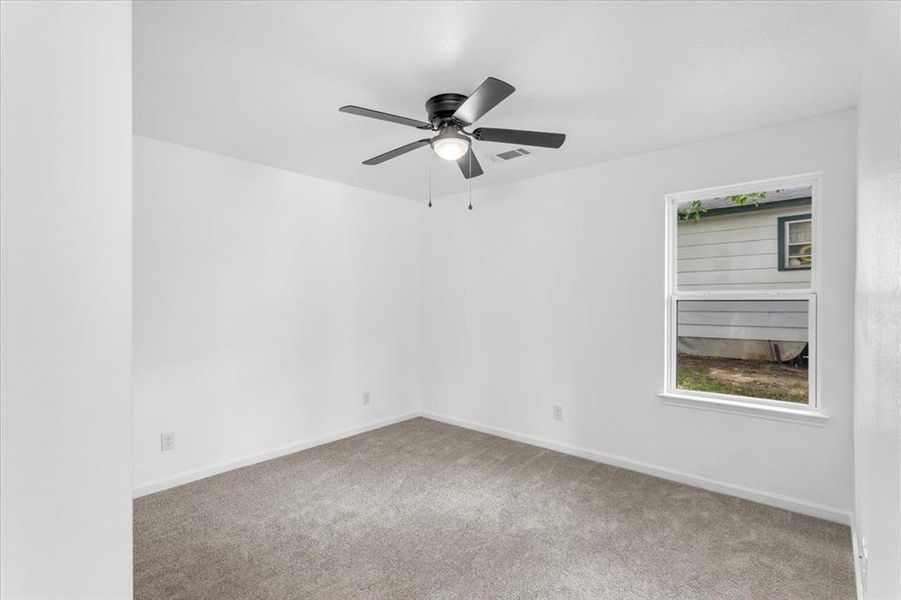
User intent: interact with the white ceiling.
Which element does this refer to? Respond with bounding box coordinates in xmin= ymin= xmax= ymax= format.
xmin=134 ymin=1 xmax=870 ymax=201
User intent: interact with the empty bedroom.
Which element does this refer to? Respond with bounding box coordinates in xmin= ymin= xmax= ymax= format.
xmin=1 ymin=1 xmax=899 ymax=599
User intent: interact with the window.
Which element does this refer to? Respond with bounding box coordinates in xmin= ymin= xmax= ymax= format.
xmin=663 ymin=176 xmax=822 ymax=420
xmin=779 ymin=214 xmax=812 ymax=270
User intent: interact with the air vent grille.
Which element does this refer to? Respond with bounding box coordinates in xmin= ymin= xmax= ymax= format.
xmin=492 ymin=148 xmax=531 ymax=162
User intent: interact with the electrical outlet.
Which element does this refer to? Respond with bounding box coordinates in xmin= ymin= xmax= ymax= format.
xmin=553 ymin=405 xmax=563 ymax=421
xmin=362 ymin=391 xmax=371 ymax=406
xmin=160 ymin=431 xmax=175 ymax=452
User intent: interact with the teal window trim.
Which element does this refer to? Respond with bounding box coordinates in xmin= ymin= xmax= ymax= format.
xmin=778 ymin=213 xmax=812 ymax=271
xmin=704 ymin=196 xmax=811 ymax=217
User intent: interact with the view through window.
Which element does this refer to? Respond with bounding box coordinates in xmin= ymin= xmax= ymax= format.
xmin=670 ymin=183 xmax=815 ymax=405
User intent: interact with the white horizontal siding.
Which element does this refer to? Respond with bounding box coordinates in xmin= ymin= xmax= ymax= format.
xmin=678 ymin=224 xmax=775 ymax=247
xmin=678 ymin=324 xmax=808 ymax=342
xmin=678 ymin=300 xmax=808 ymax=313
xmin=677 ymin=299 xmax=809 ymax=344
xmin=678 ymin=253 xmax=777 ymax=273
xmin=677 ymin=205 xmax=812 ymax=291
xmin=679 ymin=310 xmax=808 ymax=328
xmin=678 ymin=267 xmax=810 ymax=286
xmin=678 ymin=239 xmax=775 ymax=259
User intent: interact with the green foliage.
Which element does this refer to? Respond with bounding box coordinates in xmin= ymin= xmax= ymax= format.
xmin=679 ymin=200 xmax=707 ymax=223
xmin=678 ymin=190 xmax=782 ymax=223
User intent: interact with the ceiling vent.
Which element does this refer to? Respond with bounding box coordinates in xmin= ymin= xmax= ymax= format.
xmin=491 ymin=148 xmax=531 ymax=162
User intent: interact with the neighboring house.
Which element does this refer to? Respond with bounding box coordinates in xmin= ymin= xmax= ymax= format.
xmin=677 ymin=187 xmax=812 ymax=361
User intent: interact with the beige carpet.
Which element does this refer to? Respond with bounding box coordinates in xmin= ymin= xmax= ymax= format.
xmin=134 ymin=417 xmax=854 ymax=599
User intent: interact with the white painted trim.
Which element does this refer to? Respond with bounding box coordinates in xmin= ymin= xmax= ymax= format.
xmin=663 ymin=173 xmax=824 ymax=414
xmin=132 ymin=411 xmax=423 ymax=498
xmin=658 ymin=392 xmax=829 ymax=426
xmin=134 ymin=407 xmax=850 ymax=525
xmin=851 ymin=520 xmax=864 ymax=600
xmin=421 ymin=410 xmax=851 ymax=525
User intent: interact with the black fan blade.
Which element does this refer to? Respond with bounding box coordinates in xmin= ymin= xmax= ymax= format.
xmin=362 ymin=139 xmax=431 ymax=165
xmin=340 ymin=105 xmax=431 ymax=129
xmin=452 ymin=77 xmax=515 ymax=125
xmin=456 ymin=148 xmax=484 ymax=179
xmin=472 ymin=127 xmax=565 ymax=149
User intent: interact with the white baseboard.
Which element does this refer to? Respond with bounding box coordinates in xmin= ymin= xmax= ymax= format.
xmin=134 ymin=408 xmax=852 ymax=527
xmin=132 ymin=411 xmax=423 ymax=498
xmin=421 ymin=411 xmax=852 ymax=526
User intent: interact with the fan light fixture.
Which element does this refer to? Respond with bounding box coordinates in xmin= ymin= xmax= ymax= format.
xmin=431 ymin=130 xmax=470 ymax=161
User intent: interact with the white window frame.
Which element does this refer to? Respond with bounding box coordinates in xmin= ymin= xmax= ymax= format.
xmin=660 ymin=173 xmax=827 ymax=426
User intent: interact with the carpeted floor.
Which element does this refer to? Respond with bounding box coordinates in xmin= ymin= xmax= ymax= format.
xmin=134 ymin=417 xmax=855 ymax=599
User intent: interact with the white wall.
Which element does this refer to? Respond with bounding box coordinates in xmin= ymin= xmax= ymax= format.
xmin=421 ymin=110 xmax=857 ymax=521
xmin=854 ymin=1 xmax=901 ymax=597
xmin=132 ymin=136 xmax=421 ymax=493
xmin=0 ymin=2 xmax=133 ymax=598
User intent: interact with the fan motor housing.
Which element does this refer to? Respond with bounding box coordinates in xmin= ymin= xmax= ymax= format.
xmin=426 ymin=93 xmax=468 ymax=128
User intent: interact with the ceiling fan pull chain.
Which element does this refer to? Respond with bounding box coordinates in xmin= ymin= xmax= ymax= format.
xmin=427 ymin=151 xmax=432 ymax=207
xmin=468 ymin=151 xmax=473 ymax=210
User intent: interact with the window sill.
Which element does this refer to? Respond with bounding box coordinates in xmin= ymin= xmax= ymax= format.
xmin=658 ymin=392 xmax=829 ymax=427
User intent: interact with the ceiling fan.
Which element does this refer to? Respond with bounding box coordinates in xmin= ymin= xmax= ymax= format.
xmin=339 ymin=77 xmax=566 ymax=179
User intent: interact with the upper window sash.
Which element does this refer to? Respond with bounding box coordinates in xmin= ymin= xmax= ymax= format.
xmin=665 ymin=173 xmax=819 ymax=295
